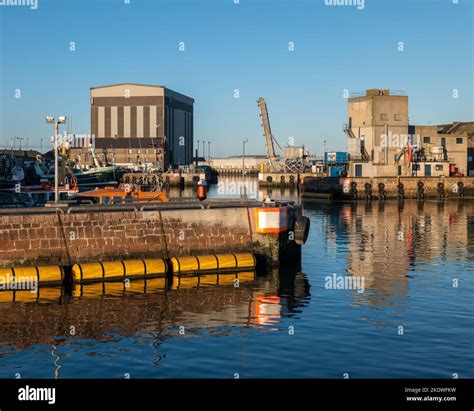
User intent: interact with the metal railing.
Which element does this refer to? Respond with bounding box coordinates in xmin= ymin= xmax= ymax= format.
xmin=0 ymin=198 xmax=270 ymax=216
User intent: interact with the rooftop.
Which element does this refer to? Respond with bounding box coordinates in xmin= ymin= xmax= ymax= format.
xmin=437 ymin=122 xmax=474 ymax=135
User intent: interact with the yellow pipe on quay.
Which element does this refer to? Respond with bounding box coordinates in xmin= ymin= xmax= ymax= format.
xmin=0 ymin=266 xmax=65 ymax=286
xmin=170 ymin=253 xmax=256 ymax=274
xmin=0 ymin=253 xmax=257 ymax=290
xmin=72 ymin=258 xmax=168 ymax=283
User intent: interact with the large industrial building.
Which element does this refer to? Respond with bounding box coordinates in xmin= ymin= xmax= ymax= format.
xmin=345 ymin=89 xmax=473 ymax=177
xmin=70 ymin=83 xmax=194 ymax=169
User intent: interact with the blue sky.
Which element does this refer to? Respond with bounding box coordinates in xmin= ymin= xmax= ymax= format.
xmin=0 ymin=0 xmax=472 ymax=157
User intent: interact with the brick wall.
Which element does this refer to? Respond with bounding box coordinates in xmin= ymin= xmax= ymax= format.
xmin=0 ymin=207 xmax=279 ymax=268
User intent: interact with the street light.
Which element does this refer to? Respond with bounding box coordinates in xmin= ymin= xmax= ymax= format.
xmin=323 ymin=140 xmax=327 ymax=163
xmin=16 ymin=137 xmax=24 ymax=151
xmin=154 ymin=125 xmax=162 ymax=169
xmin=46 ymin=116 xmax=67 ymax=204
xmin=208 ymin=141 xmax=211 ymax=166
xmin=242 ymin=137 xmax=248 ymax=178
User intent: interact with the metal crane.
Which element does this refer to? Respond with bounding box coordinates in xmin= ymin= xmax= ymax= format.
xmin=257 ymin=97 xmax=307 ymax=173
xmin=257 ymin=97 xmax=283 ymax=171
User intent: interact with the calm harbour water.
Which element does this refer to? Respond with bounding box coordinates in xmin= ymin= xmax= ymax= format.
xmin=0 ymin=177 xmax=473 ymax=378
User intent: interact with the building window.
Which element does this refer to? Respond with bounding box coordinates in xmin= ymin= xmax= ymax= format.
xmin=355 ymin=164 xmax=363 ymax=177
xmin=137 ymin=149 xmax=141 ymax=154
xmin=424 ymin=164 xmax=432 ymax=176
xmin=128 ymin=149 xmax=133 ymax=154
xmin=394 ymin=114 xmax=402 ymax=121
xmin=380 ymin=114 xmax=388 ymax=121
xmin=435 ymin=165 xmax=444 ymax=171
xmin=423 ymin=136 xmax=430 ymax=144
xmin=456 ymin=137 xmax=463 ymax=144
xmin=398 ymin=165 xmax=402 ymax=176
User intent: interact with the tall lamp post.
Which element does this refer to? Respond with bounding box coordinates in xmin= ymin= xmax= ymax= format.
xmin=242 ymin=137 xmax=248 ymax=178
xmin=46 ymin=116 xmax=67 ymax=203
xmin=208 ymin=141 xmax=211 ymax=166
xmin=16 ymin=137 xmax=24 ymax=152
xmin=155 ymin=125 xmax=161 ymax=169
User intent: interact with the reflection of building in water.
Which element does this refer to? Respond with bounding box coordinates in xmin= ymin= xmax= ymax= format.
xmin=344 ymin=203 xmax=410 ymax=296
xmin=302 ymin=200 xmax=474 ymax=309
xmin=0 ymin=270 xmax=310 ymax=362
xmin=338 ymin=202 xmax=473 ymax=304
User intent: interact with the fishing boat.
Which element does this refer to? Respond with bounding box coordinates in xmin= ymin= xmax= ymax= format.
xmin=72 ymin=165 xmax=124 ymax=189
xmin=0 ymin=153 xmax=26 ymax=189
xmin=71 ymin=147 xmax=127 ymax=190
xmin=0 ymin=166 xmax=79 ymax=207
xmin=0 ymin=184 xmax=80 ymax=207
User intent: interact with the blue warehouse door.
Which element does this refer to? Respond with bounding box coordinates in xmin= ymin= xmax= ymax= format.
xmin=424 ymin=164 xmax=431 ymax=176
xmin=355 ymin=164 xmax=363 ymax=177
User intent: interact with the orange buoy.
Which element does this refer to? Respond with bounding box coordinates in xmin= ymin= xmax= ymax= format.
xmin=197 ymin=179 xmax=207 ymax=201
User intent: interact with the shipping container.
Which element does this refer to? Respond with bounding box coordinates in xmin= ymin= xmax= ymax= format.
xmin=325 ymin=151 xmax=348 ymax=164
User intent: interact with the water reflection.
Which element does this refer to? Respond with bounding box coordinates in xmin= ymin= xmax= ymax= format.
xmin=304 ymin=199 xmax=474 ymax=312
xmin=0 ymin=269 xmax=310 ymax=356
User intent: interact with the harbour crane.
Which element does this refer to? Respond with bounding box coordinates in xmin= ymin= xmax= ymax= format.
xmin=257 ymin=97 xmax=306 ymax=173
xmin=257 ymin=97 xmax=287 ymax=172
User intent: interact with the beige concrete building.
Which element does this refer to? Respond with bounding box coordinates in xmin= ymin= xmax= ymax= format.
xmin=412 ymin=124 xmax=468 ymax=176
xmin=209 ymin=155 xmax=268 ymax=172
xmin=345 ymin=89 xmax=408 ymax=177
xmin=437 ymin=122 xmax=474 ymax=176
xmin=345 ymin=89 xmax=471 ymax=177
xmin=70 ymin=83 xmax=194 ymax=169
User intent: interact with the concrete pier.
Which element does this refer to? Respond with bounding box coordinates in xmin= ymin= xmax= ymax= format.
xmin=258 ymin=172 xmax=319 ymax=188
xmin=303 ymin=176 xmax=474 ymax=200
xmin=0 ymin=200 xmax=303 ymax=271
